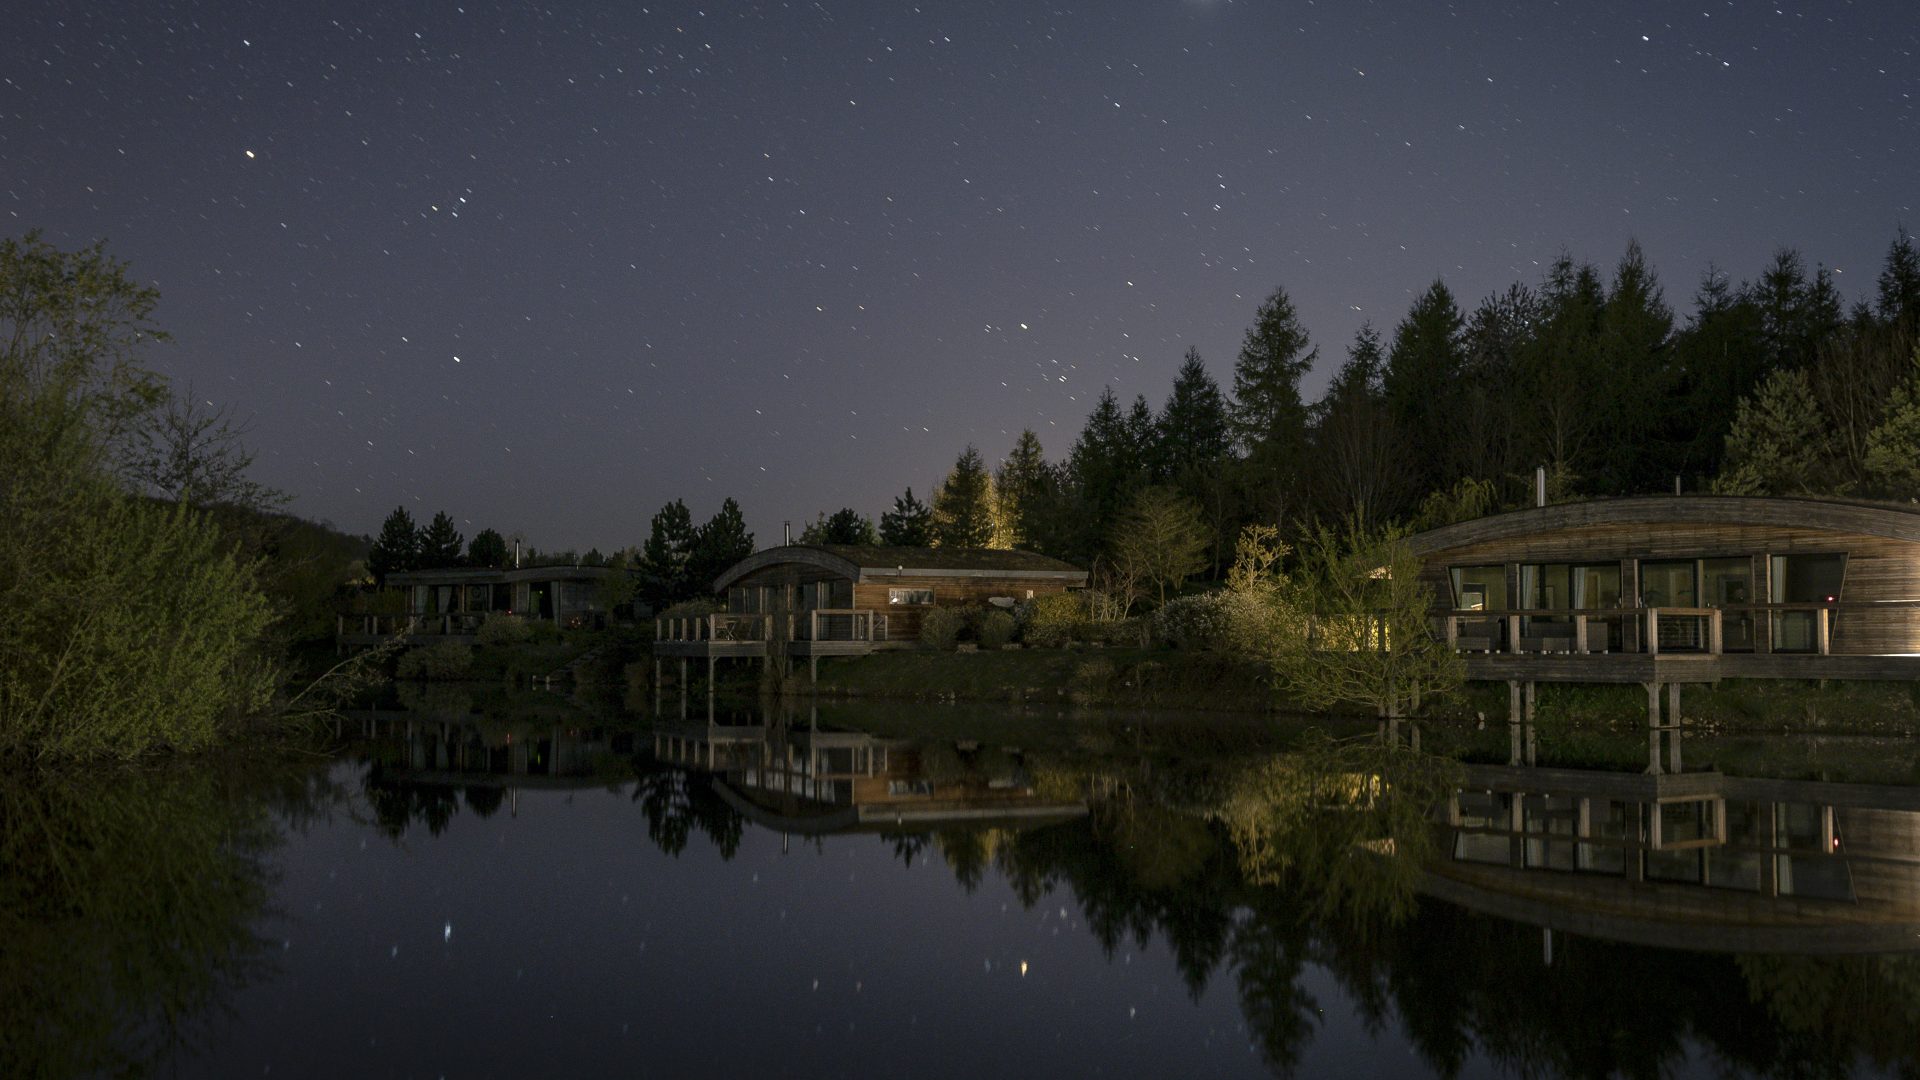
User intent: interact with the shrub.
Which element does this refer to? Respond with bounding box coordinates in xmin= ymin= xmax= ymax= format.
xmin=1019 ymin=592 xmax=1085 ymax=648
xmin=396 ymin=641 xmax=473 ymax=680
xmin=919 ymin=607 xmax=966 ymax=651
xmin=974 ymin=609 xmax=1017 ymax=650
xmin=1153 ymin=592 xmax=1237 ymax=650
xmin=476 ymin=613 xmax=531 ymax=647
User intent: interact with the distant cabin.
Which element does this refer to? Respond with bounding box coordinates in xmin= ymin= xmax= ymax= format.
xmin=1409 ymin=495 xmax=1920 ymax=685
xmin=338 ymin=564 xmax=634 ymax=649
xmin=715 ymin=544 xmax=1087 ymax=643
xmin=653 ymin=545 xmax=1087 ymax=681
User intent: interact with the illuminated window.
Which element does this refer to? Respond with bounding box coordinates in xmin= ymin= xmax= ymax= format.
xmin=888 ymin=588 xmax=933 ymax=606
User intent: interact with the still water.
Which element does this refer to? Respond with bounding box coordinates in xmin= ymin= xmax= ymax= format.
xmin=8 ymin=697 xmax=1920 ymax=1079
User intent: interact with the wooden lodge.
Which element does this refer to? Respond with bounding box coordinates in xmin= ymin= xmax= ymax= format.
xmin=337 ymin=564 xmax=632 ymax=649
xmin=651 ymin=544 xmax=1088 ymax=682
xmin=1409 ymin=495 xmax=1920 ymax=736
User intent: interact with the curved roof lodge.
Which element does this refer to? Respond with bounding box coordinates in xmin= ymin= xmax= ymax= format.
xmin=1408 ymin=496 xmax=1920 ymax=683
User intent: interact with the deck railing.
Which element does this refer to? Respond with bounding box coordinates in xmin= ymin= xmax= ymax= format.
xmin=794 ymin=608 xmax=887 ymax=642
xmin=1432 ymin=602 xmax=1899 ymax=657
xmin=655 ymin=613 xmax=772 ymax=643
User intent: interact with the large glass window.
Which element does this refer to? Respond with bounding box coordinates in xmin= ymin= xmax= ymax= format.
xmin=1521 ymin=564 xmax=1570 ymax=610
xmin=1642 ymin=559 xmax=1701 ymax=650
xmin=1703 ymin=557 xmax=1754 ymax=650
xmin=1639 ymin=560 xmax=1697 ymax=607
xmin=1450 ymin=566 xmax=1507 ymax=611
xmin=1771 ymin=553 xmax=1846 ymax=651
xmin=1571 ymin=564 xmax=1621 ymax=609
xmin=888 ymin=588 xmax=933 ymax=606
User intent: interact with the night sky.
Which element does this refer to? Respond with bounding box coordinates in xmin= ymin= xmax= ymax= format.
xmin=7 ymin=1 xmax=1915 ymax=550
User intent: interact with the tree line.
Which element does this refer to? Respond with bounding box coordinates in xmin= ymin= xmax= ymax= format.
xmin=780 ymin=230 xmax=1920 ymax=584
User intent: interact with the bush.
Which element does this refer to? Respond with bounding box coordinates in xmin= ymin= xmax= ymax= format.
xmin=476 ymin=613 xmax=531 ymax=647
xmin=1153 ymin=591 xmax=1237 ymax=650
xmin=919 ymin=607 xmax=966 ymax=651
xmin=974 ymin=609 xmax=1017 ymax=650
xmin=395 ymin=641 xmax=474 ymax=680
xmin=1018 ymin=592 xmax=1085 ymax=648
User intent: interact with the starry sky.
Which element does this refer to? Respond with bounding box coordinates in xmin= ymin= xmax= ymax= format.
xmin=6 ymin=1 xmax=1915 ymax=550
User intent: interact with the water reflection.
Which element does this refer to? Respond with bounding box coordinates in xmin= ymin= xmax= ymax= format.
xmin=0 ymin=759 xmax=339 ymax=1079
xmin=16 ymin=699 xmax=1920 ymax=1079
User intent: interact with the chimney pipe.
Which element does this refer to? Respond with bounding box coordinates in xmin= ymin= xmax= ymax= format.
xmin=783 ymin=520 xmax=791 ymax=546
xmin=1535 ymin=466 xmax=1546 ymax=508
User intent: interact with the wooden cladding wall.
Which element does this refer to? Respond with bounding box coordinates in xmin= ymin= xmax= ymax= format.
xmin=1419 ymin=522 xmax=1920 ymax=656
xmin=853 ymin=576 xmax=1066 ymax=641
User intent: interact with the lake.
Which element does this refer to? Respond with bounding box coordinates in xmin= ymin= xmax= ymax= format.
xmin=7 ymin=696 xmax=1918 ymax=1078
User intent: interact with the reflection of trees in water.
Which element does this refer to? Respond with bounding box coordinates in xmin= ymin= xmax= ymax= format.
xmin=630 ymin=756 xmax=743 ymax=859
xmin=0 ymin=759 xmax=336 ymax=1078
xmin=364 ymin=767 xmax=460 ymax=838
xmin=917 ymin=763 xmax=1920 ymax=1080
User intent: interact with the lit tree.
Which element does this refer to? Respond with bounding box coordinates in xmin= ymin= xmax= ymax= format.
xmin=1108 ymin=486 xmax=1211 ymax=608
xmin=931 ymin=445 xmax=997 ymax=547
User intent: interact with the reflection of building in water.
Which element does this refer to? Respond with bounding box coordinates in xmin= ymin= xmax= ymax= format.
xmin=653 ymin=718 xmax=1086 ymax=835
xmin=1431 ymin=763 xmax=1920 ymax=953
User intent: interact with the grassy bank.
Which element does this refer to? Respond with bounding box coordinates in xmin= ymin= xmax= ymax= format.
xmin=806 ymin=646 xmax=1288 ymax=714
xmin=799 ymin=646 xmax=1920 ymax=738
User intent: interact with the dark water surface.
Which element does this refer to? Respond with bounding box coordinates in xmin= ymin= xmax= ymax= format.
xmin=8 ymin=701 xmax=1919 ymax=1079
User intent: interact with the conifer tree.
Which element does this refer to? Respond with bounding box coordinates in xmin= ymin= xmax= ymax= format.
xmin=641 ymin=499 xmax=697 ymax=607
xmin=879 ymin=487 xmax=933 ymax=546
xmin=686 ymin=497 xmax=754 ymax=593
xmin=1157 ymin=347 xmax=1233 ymax=484
xmin=931 ymin=445 xmax=997 ymax=547
xmin=466 ymin=528 xmax=509 ymax=569
xmin=994 ymin=430 xmax=1051 ymax=549
xmin=1383 ymin=280 xmax=1466 ymax=495
xmin=417 ymin=511 xmax=464 ymax=569
xmin=367 ymin=506 xmax=419 ymax=584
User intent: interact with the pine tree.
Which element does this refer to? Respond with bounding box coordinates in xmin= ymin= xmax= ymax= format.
xmin=1157 ymin=347 xmax=1233 ymax=484
xmin=687 ymin=497 xmax=754 ymax=593
xmin=466 ymin=528 xmax=509 ymax=569
xmin=417 ymin=510 xmax=464 ymax=569
xmin=367 ymin=506 xmax=418 ymax=584
xmin=1230 ymin=287 xmax=1318 ymax=453
xmin=879 ymin=487 xmax=932 ymax=546
xmin=931 ymin=445 xmax=997 ymax=547
xmin=641 ymin=499 xmax=697 ymax=607
xmin=1062 ymin=387 xmax=1141 ymax=559
xmin=1712 ymin=368 xmax=1834 ymax=496
xmin=800 ymin=508 xmax=878 ymax=545
xmin=1383 ymin=279 xmax=1466 ymax=494
xmin=1593 ymin=240 xmax=1675 ymax=492
xmin=1877 ymin=226 xmax=1920 ymax=329
xmin=994 ymin=430 xmax=1051 ymax=549
xmin=1311 ymin=323 xmax=1404 ymax=531
xmin=1863 ymin=348 xmax=1920 ymax=499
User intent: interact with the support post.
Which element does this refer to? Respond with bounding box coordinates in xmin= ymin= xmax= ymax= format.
xmin=1574 ymin=614 xmax=1588 ymax=654
xmin=1817 ymin=607 xmax=1832 ymax=655
xmin=1645 ymin=682 xmax=1663 ymax=775
xmin=1506 ymin=614 xmax=1521 ymax=653
xmin=1523 ymin=681 xmax=1538 ymax=765
xmin=1667 ymin=682 xmax=1683 ymax=773
xmin=1647 ymin=608 xmax=1660 ymax=655
xmin=1507 ymin=681 xmax=1523 ymax=766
